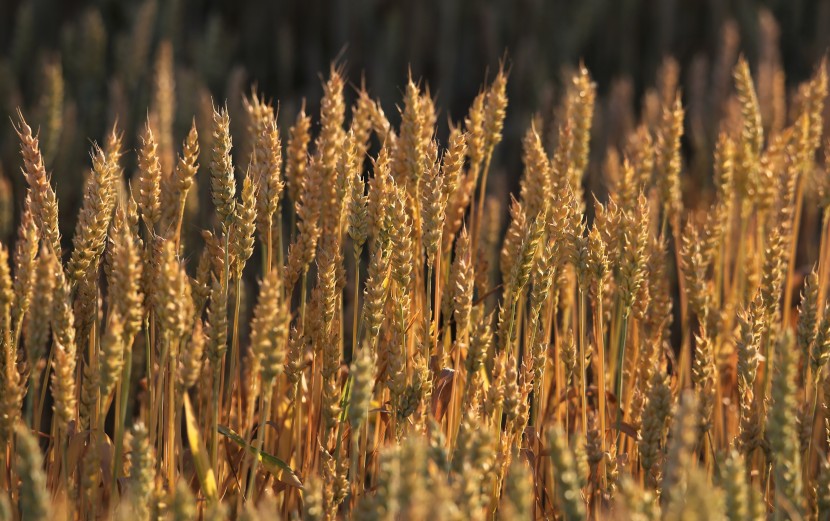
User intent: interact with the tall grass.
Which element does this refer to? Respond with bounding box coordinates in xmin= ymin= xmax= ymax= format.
xmin=2 ymin=16 xmax=830 ymax=521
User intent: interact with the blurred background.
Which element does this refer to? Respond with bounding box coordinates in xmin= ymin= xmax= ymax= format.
xmin=0 ymin=0 xmax=827 ymax=244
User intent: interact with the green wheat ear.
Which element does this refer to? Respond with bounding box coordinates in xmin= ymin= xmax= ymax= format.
xmin=15 ymin=424 xmax=50 ymax=521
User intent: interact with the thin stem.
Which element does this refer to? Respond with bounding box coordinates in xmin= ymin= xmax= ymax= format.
xmin=594 ymin=294 xmax=607 ymax=490
xmin=174 ymin=196 xmax=187 ymax=252
xmin=614 ymin=311 xmax=630 ymax=452
xmin=247 ymin=378 xmax=274 ymax=501
xmin=226 ymin=276 xmax=243 ymax=417
xmin=353 ymin=249 xmax=361 ymax=356
xmin=210 ymin=363 xmax=221 ymax=474
xmin=425 ymin=263 xmax=433 ymax=363
xmin=111 ymin=341 xmax=133 ymax=502
xmin=782 ymin=167 xmax=805 ymax=327
xmin=266 ymin=218 xmax=273 ymax=276
xmin=471 ymin=153 xmax=493 ymax=257
xmin=578 ymin=286 xmax=588 ymax=434
xmin=166 ymin=337 xmax=177 ymax=486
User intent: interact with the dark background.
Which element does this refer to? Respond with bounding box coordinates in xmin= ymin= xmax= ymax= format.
xmin=0 ymin=0 xmax=827 ymax=240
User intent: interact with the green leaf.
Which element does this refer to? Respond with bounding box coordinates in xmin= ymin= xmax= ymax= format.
xmin=217 ymin=425 xmax=303 ymax=488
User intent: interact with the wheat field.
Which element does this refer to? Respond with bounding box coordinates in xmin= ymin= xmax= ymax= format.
xmin=2 ymin=3 xmax=830 ymax=521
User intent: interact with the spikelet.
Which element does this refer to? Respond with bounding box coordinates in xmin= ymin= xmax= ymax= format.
xmin=368 ymin=97 xmax=396 ymax=147
xmin=441 ymin=128 xmax=469 ymax=249
xmin=24 ymin=248 xmax=54 ymax=376
xmin=814 ymin=316 xmax=830 ymax=384
xmin=172 ymin=119 xmax=200 ymax=194
xmin=99 ymin=311 xmax=125 ymax=400
xmin=465 ymin=90 xmax=487 ymax=172
xmin=285 ymin=105 xmax=311 ymax=212
xmin=800 ymin=267 xmax=824 ymax=372
xmin=249 ymin=267 xmax=287 ymax=380
xmin=719 ymin=450 xmax=763 ymax=520
xmin=680 ymin=220 xmax=711 ymax=320
xmin=586 ymin=224 xmax=609 ymax=299
xmin=618 ymin=194 xmax=650 ymax=314
xmin=351 ymin=84 xmax=375 ymax=156
xmin=127 ymin=422 xmax=155 ymax=520
xmin=567 ymin=64 xmax=596 ymax=189
xmin=348 ymin=346 xmax=374 ymax=428
xmin=316 ymin=236 xmax=339 ymax=330
xmin=735 ymin=57 xmax=764 ymax=154
xmin=107 ymin=206 xmax=143 ymax=343
xmin=451 ymin=228 xmax=474 ymax=333
xmin=210 ymin=103 xmax=237 ymax=230
xmin=12 ymin=198 xmax=38 ymax=333
xmin=206 ymin=276 xmax=229 ymax=362
xmin=519 ymin=124 xmax=552 ymax=218
xmin=367 ymin=146 xmax=393 ymax=245
xmin=736 ymin=304 xmax=765 ymax=455
xmin=500 ymin=197 xmax=526 ymax=292
xmin=14 ymin=110 xmax=61 ymax=258
xmin=192 ymin=247 xmax=212 ymax=317
xmin=136 ymin=121 xmax=162 ymax=231
xmin=230 ymin=175 xmax=257 ymax=279
xmin=714 ymin=132 xmax=735 ymax=207
xmin=0 ymin=247 xmax=21 ymax=445
xmin=15 ymin=424 xmax=50 ymax=520
xmin=393 ymin=75 xmax=427 ymax=188
xmin=506 ymin=206 xmax=546 ymax=296
xmin=452 ymin=419 xmax=494 ymax=512
xmin=347 ymin=167 xmax=369 ymax=256
xmin=250 ymin=113 xmax=283 ymax=247
xmin=655 ymin=94 xmax=684 ymax=222
xmin=420 ymin=143 xmax=446 ymax=265
xmin=483 ymin=66 xmax=508 ymax=159
xmin=303 ymin=475 xmax=325 ymax=520
xmin=502 ymin=458 xmax=533 ymax=519
xmin=285 ymin=154 xmax=323 ymax=288
xmin=69 ymin=141 xmax=118 ymax=283
xmin=336 ymin=131 xmax=360 ymax=235
xmin=626 ymin=124 xmax=655 ymax=189
xmin=386 ymin=181 xmax=413 ymax=291
xmin=734 ymin=56 xmax=764 ymax=198
xmin=547 ymin=425 xmax=587 ymax=520
xmin=50 ymin=253 xmax=77 ymax=430
xmin=386 ymin=324 xmax=407 ymax=404
xmin=661 ymin=391 xmax=698 ymax=511
xmin=178 ymin=319 xmax=205 ymax=390
xmin=162 ymin=120 xmax=200 ymax=237
xmin=317 ymin=67 xmax=347 ymax=233
xmin=617 ymin=476 xmax=661 ymax=521
xmin=638 ymin=372 xmax=672 ymax=478
xmin=362 ymin=245 xmax=390 ymax=345
xmin=501 ymin=354 xmax=522 ymax=424
xmin=767 ymin=329 xmax=802 ymax=514
xmin=736 ymin=305 xmax=762 ymax=392
xmin=169 ymin=481 xmax=196 ymax=521
xmin=78 ymin=349 xmax=100 ymax=431
xmin=154 ymin=240 xmax=190 ymax=340
xmin=692 ymin=327 xmax=716 ymax=435
xmin=560 ymin=329 xmax=577 ymax=388
xmin=759 ymin=229 xmax=787 ymax=318
xmin=80 ymin=429 xmax=102 ymax=509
